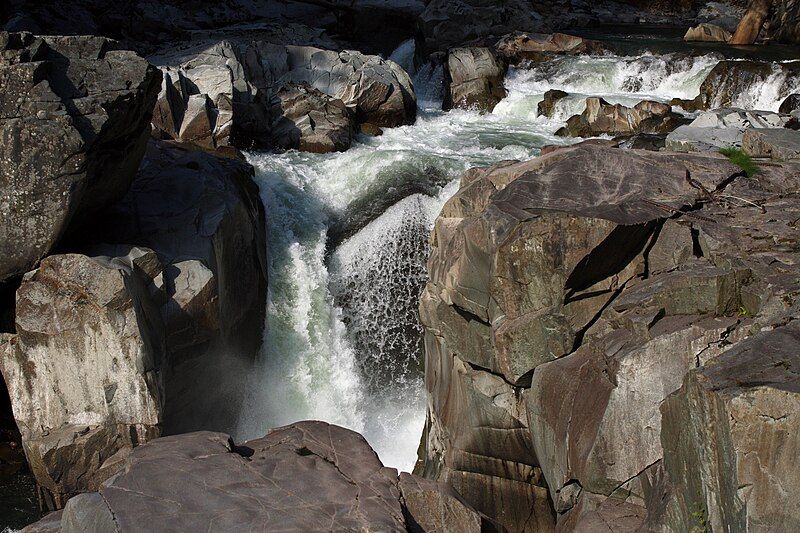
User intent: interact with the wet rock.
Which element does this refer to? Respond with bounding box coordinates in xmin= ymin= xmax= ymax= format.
xmin=665 ymin=108 xmax=788 ymax=152
xmin=556 ymin=97 xmax=685 ymax=138
xmin=779 ymin=93 xmax=800 ymax=114
xmin=153 ymin=40 xmax=415 ymax=153
xmin=24 ymin=421 xmax=494 ymax=532
xmin=699 ymin=60 xmax=800 ymax=109
xmin=419 ymin=0 xmax=544 ymax=53
xmin=495 ymin=32 xmax=608 ymax=64
xmin=683 ymin=22 xmax=731 ymax=42
xmin=0 ymin=249 xmax=165 ymax=509
xmin=537 ymin=89 xmax=569 ymax=118
xmin=729 ymin=0 xmax=771 ymax=44
xmin=443 ymin=47 xmax=507 ymax=113
xmin=0 ymin=32 xmax=160 ymax=282
xmin=766 ymin=0 xmax=800 ymax=44
xmin=658 ymin=323 xmax=800 ymax=532
xmin=269 ymin=84 xmax=355 ymax=153
xmin=743 ymin=127 xmax=800 ymax=161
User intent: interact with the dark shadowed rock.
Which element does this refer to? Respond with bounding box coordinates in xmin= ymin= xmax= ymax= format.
xmin=0 ymin=31 xmax=160 ymax=281
xmin=443 ymin=47 xmax=507 ymax=113
xmin=699 ymin=60 xmax=800 ymax=109
xmin=556 ymin=97 xmax=685 ymax=138
xmin=270 ymin=84 xmax=355 ymax=153
xmin=538 ymin=89 xmax=569 ymax=118
xmin=780 ymin=93 xmax=800 ymax=114
xmin=24 ymin=421 xmax=494 ymax=532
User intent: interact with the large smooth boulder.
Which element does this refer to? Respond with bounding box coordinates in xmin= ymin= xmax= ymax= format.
xmin=23 ymin=421 xmax=496 ymax=532
xmin=443 ymin=47 xmax=507 ymax=112
xmin=0 ymin=32 xmax=160 ymax=281
xmin=556 ymin=97 xmax=684 ymax=137
xmin=683 ymin=22 xmax=731 ymax=42
xmin=0 ymin=249 xmax=165 ymax=510
xmin=743 ymin=127 xmax=800 ymax=161
xmin=152 ymin=40 xmax=416 ymax=153
xmin=418 ymin=141 xmax=800 ymax=530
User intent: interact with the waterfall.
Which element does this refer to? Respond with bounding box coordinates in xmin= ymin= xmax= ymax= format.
xmin=236 ymin=45 xmax=793 ymax=472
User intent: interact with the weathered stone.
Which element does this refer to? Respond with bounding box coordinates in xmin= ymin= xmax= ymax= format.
xmin=0 ymin=32 xmax=160 ymax=281
xmin=556 ymin=97 xmax=684 ymax=138
xmin=729 ymin=0 xmax=771 ymax=44
xmin=269 ymin=84 xmax=355 ymax=153
xmin=0 ymin=249 xmax=165 ymax=509
xmin=153 ymin=40 xmax=415 ymax=152
xmin=538 ymin=89 xmax=569 ymax=118
xmin=699 ymin=60 xmax=800 ymax=109
xmin=742 ymin=127 xmax=800 ymax=161
xmin=658 ymin=323 xmax=800 ymax=532
xmin=665 ymin=108 xmax=788 ymax=152
xmin=24 ymin=421 xmax=496 ymax=532
xmin=443 ymin=47 xmax=507 ymax=113
xmin=683 ymin=22 xmax=731 ymax=42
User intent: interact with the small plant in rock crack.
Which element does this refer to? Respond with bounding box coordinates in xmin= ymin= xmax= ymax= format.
xmin=720 ymin=147 xmax=760 ymax=177
xmin=690 ymin=502 xmax=710 ymax=533
xmin=738 ymin=305 xmax=751 ymax=317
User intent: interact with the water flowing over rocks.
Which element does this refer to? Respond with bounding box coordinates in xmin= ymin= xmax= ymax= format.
xmin=152 ymin=40 xmax=416 ymax=155
xmin=699 ymin=59 xmax=800 ymax=110
xmin=556 ymin=97 xmax=685 ymax=137
xmin=417 ymin=142 xmax=800 ymax=531
xmin=0 ymin=31 xmax=161 ymax=281
xmin=23 ymin=421 xmax=499 ymax=533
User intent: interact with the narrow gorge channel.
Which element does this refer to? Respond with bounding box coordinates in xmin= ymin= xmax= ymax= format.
xmin=235 ymin=40 xmax=795 ymax=471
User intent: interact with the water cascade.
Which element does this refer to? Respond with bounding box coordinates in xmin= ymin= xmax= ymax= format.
xmin=236 ymin=44 xmax=798 ymax=472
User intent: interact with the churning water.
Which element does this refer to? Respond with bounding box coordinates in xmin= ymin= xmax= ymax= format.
xmin=236 ymin=42 xmax=796 ymax=471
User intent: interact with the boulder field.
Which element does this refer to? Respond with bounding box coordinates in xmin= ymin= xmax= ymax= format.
xmin=416 ymin=142 xmax=800 ymax=531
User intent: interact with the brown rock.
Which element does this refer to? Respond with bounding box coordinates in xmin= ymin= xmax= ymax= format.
xmin=683 ymin=23 xmax=732 ymax=42
xmin=556 ymin=97 xmax=685 ymax=137
xmin=444 ymin=47 xmax=507 ymax=113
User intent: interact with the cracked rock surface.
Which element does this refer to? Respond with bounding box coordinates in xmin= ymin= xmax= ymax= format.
xmin=0 ymin=31 xmax=160 ymax=281
xmin=23 ymin=421 xmax=498 ymax=533
xmin=416 ymin=142 xmax=800 ymax=531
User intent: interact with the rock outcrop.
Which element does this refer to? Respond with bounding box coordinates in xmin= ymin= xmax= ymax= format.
xmin=152 ymin=40 xmax=416 ymax=154
xmin=665 ymin=108 xmax=788 ymax=152
xmin=417 ymin=142 xmax=800 ymax=531
xmin=23 ymin=421 xmax=499 ymax=532
xmin=0 ymin=249 xmax=165 ymax=510
xmin=495 ymin=32 xmax=608 ymax=64
xmin=0 ymin=31 xmax=160 ymax=281
xmin=683 ymin=22 xmax=731 ymax=42
xmin=743 ymin=127 xmax=800 ymax=161
xmin=556 ymin=97 xmax=684 ymax=137
xmin=537 ymin=89 xmax=569 ymax=118
xmin=443 ymin=47 xmax=507 ymax=113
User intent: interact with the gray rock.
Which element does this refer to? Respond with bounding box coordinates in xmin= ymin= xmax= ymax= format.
xmin=743 ymin=127 xmax=800 ymax=161
xmin=0 ymin=32 xmax=160 ymax=282
xmin=24 ymin=421 xmax=494 ymax=532
xmin=665 ymin=108 xmax=789 ymax=152
xmin=443 ymin=47 xmax=507 ymax=113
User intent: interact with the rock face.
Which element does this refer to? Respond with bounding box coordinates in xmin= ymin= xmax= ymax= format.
xmin=418 ymin=142 xmax=800 ymax=531
xmin=683 ymin=22 xmax=731 ymax=42
xmin=0 ymin=249 xmax=165 ymax=510
xmin=729 ymin=0 xmax=771 ymax=45
xmin=556 ymin=97 xmax=684 ymax=137
xmin=0 ymin=31 xmax=160 ymax=282
xmin=95 ymin=141 xmax=267 ymax=434
xmin=665 ymin=108 xmax=788 ymax=152
xmin=443 ymin=47 xmax=507 ymax=113
xmin=152 ymin=40 xmax=415 ymax=154
xmin=743 ymin=127 xmax=800 ymax=161
xmin=1 ymin=141 xmax=267 ymax=510
xmin=780 ymin=93 xmax=800 ymax=114
xmin=23 ymin=421 xmax=498 ymax=532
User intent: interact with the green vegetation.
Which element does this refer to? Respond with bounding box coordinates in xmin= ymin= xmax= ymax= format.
xmin=690 ymin=502 xmax=710 ymax=533
xmin=720 ymin=147 xmax=760 ymax=177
